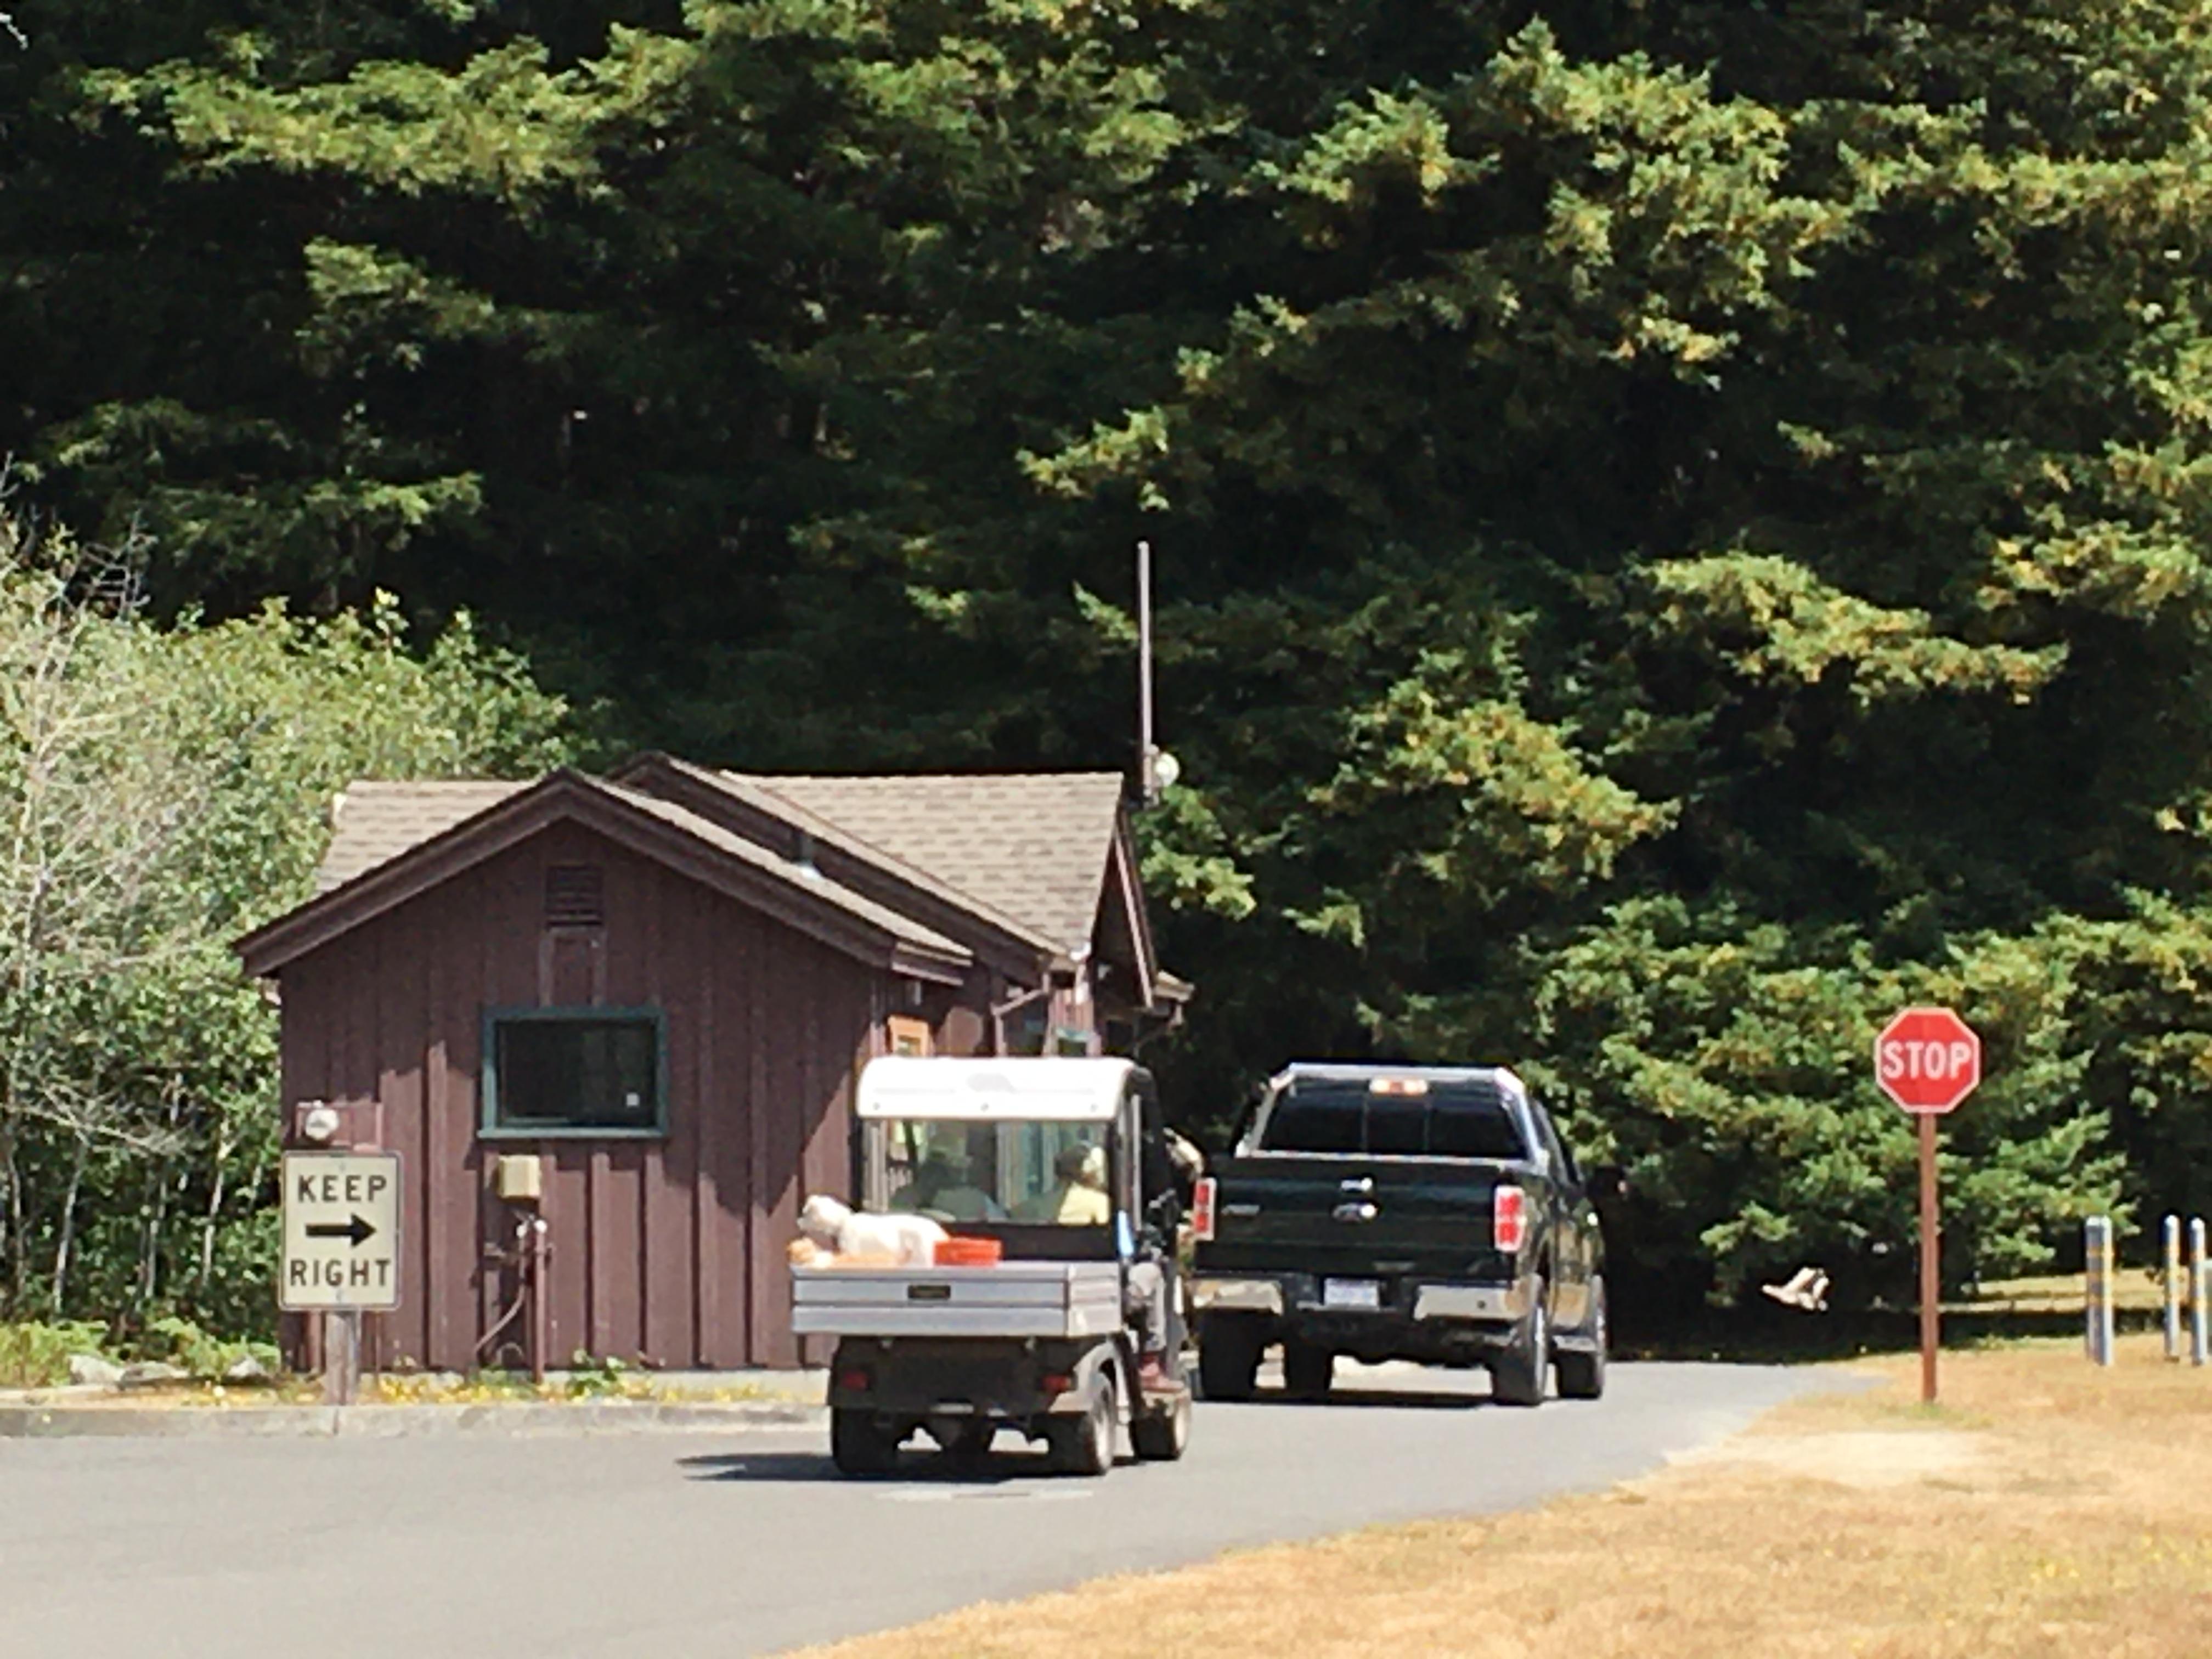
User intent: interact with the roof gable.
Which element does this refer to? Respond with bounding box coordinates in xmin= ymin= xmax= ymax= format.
xmin=240 ymin=772 xmax=969 ymax=981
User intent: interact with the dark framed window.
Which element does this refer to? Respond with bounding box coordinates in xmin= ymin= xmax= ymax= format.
xmin=1255 ymin=1076 xmax=1530 ymax=1161
xmin=481 ymin=1007 xmax=667 ymax=1138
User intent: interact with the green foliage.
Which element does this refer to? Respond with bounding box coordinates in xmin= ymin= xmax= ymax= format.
xmin=0 ymin=509 xmax=571 ymax=1333
xmin=142 ymin=1314 xmax=280 ymax=1381
xmin=562 ymin=1349 xmax=633 ymax=1398
xmin=0 ymin=1321 xmax=111 ymax=1389
xmin=11 ymin=0 xmax=2212 ymax=1311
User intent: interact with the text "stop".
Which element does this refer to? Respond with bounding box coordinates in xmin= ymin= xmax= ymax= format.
xmin=1878 ymin=1039 xmax=1975 ymax=1083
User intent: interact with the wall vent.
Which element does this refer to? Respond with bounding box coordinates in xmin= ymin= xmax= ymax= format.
xmin=544 ymin=864 xmax=605 ymax=929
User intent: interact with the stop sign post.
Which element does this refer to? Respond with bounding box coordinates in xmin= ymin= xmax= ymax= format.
xmin=1876 ymin=1007 xmax=1982 ymax=1403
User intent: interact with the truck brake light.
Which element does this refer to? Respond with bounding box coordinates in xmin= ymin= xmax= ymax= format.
xmin=1493 ymin=1186 xmax=1528 ymax=1254
xmin=1192 ymin=1177 xmax=1217 ymax=1243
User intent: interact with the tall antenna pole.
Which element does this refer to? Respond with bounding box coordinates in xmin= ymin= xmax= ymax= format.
xmin=1137 ymin=539 xmax=1156 ymax=803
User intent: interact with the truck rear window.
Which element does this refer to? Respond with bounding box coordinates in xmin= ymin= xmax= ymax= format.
xmin=1256 ymin=1077 xmax=1528 ymax=1160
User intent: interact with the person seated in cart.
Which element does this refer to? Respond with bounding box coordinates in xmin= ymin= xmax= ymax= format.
xmin=1013 ymin=1143 xmax=1111 ymax=1224
xmin=890 ymin=1143 xmax=1005 ymax=1222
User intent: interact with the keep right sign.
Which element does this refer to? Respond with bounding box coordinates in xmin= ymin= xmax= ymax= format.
xmin=279 ymin=1150 xmax=402 ymax=1312
xmin=1875 ymin=1006 xmax=1981 ymax=1115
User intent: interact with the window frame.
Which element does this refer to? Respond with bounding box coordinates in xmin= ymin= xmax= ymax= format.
xmin=479 ymin=1005 xmax=671 ymax=1142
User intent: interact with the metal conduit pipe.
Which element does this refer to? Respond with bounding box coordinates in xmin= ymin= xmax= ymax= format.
xmin=475 ymin=1212 xmax=551 ymax=1380
xmin=989 ymin=980 xmax=1054 ymax=1056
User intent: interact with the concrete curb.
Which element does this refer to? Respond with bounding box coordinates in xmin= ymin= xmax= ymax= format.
xmin=0 ymin=1398 xmax=823 ymax=1439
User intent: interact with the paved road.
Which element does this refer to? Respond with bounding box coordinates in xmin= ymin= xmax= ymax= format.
xmin=0 ymin=1361 xmax=1838 ymax=1658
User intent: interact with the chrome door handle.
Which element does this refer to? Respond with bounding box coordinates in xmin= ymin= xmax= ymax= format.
xmin=1339 ymin=1176 xmax=1374 ymax=1193
xmin=1332 ymin=1201 xmax=1378 ymax=1223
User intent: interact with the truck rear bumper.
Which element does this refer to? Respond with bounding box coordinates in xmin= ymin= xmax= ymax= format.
xmin=1192 ymin=1271 xmax=1537 ymax=1361
xmin=1188 ymin=1277 xmax=1286 ymax=1315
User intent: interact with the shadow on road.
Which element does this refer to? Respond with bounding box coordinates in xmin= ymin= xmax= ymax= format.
xmin=678 ymin=1446 xmax=1070 ymax=1485
xmin=1212 ymin=1385 xmax=1492 ymax=1411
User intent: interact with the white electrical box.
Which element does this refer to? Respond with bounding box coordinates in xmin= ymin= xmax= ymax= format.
xmin=495 ymin=1154 xmax=544 ymax=1202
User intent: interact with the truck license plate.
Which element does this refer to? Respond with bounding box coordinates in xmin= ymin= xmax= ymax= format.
xmin=1323 ymin=1278 xmax=1381 ymax=1310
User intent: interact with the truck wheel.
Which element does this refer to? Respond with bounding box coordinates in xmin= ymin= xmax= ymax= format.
xmin=1050 ymin=1374 xmax=1116 ymax=1476
xmin=1555 ymin=1277 xmax=1608 ymax=1401
xmin=1198 ymin=1319 xmax=1262 ymax=1402
xmin=831 ymin=1409 xmax=900 ymax=1476
xmin=1131 ymin=1390 xmax=1192 ymax=1461
xmin=1281 ymin=1338 xmax=1335 ymax=1401
xmin=1491 ymin=1278 xmax=1550 ymax=1408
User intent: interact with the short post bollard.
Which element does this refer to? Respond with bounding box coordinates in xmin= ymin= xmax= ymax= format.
xmin=2085 ymin=1215 xmax=2116 ymax=1366
xmin=2164 ymin=1214 xmax=2184 ymax=1362
xmin=2192 ymin=1217 xmax=2209 ymax=1368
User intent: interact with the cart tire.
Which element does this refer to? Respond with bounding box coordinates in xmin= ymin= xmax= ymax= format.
xmin=1050 ymin=1374 xmax=1116 ymax=1477
xmin=1198 ymin=1318 xmax=1262 ymax=1402
xmin=1131 ymin=1390 xmax=1192 ymax=1461
xmin=1281 ymin=1338 xmax=1335 ymax=1400
xmin=831 ymin=1409 xmax=900 ymax=1476
xmin=1555 ymin=1278 xmax=1608 ymax=1401
xmin=1491 ymin=1277 xmax=1550 ymax=1408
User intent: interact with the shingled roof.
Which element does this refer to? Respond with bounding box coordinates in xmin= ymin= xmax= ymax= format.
xmin=735 ymin=772 xmax=1127 ymax=957
xmin=315 ymin=781 xmax=528 ymax=893
xmin=247 ymin=772 xmax=970 ymax=980
xmin=307 ymin=768 xmax=1139 ymax=978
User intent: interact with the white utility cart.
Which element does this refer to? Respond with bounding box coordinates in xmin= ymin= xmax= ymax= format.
xmin=794 ymin=1056 xmax=1195 ymax=1476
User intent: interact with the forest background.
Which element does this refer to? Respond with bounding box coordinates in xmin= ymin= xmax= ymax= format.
xmin=7 ymin=0 xmax=2212 ymax=1341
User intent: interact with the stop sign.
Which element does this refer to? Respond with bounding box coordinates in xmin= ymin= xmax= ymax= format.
xmin=1875 ymin=1006 xmax=1980 ymax=1114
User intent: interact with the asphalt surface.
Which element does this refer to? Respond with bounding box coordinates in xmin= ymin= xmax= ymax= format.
xmin=0 ymin=1360 xmax=1841 ymax=1658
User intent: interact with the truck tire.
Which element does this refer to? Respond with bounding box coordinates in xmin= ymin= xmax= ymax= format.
xmin=1198 ymin=1318 xmax=1263 ymax=1402
xmin=1281 ymin=1338 xmax=1335 ymax=1401
xmin=1131 ymin=1390 xmax=1192 ymax=1461
xmin=1554 ymin=1277 xmax=1608 ymax=1401
xmin=1049 ymin=1373 xmax=1116 ymax=1476
xmin=831 ymin=1409 xmax=900 ymax=1476
xmin=1490 ymin=1277 xmax=1550 ymax=1408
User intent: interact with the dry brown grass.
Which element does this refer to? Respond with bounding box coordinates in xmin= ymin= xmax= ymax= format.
xmin=795 ymin=1337 xmax=2212 ymax=1659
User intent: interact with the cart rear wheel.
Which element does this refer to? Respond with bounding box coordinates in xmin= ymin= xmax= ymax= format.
xmin=831 ymin=1409 xmax=900 ymax=1476
xmin=1049 ymin=1374 xmax=1116 ymax=1477
xmin=1131 ymin=1389 xmax=1192 ymax=1461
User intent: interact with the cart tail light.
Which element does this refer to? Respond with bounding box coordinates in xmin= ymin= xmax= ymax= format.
xmin=1040 ymin=1372 xmax=1074 ymax=1398
xmin=1192 ymin=1177 xmax=1217 ymax=1242
xmin=1493 ymin=1185 xmax=1528 ymax=1254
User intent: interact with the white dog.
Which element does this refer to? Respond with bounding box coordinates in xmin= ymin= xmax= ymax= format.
xmin=798 ymin=1194 xmax=946 ymax=1265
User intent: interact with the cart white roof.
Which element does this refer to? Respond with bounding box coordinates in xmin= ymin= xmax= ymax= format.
xmin=857 ymin=1056 xmax=1137 ymax=1122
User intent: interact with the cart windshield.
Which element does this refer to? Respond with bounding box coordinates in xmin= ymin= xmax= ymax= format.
xmin=879 ymin=1118 xmax=1111 ymax=1226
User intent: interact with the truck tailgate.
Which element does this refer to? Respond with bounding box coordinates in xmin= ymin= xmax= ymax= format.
xmin=1200 ymin=1155 xmax=1521 ymax=1281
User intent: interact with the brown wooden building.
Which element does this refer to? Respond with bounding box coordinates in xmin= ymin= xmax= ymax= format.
xmin=235 ymin=759 xmax=1184 ymax=1371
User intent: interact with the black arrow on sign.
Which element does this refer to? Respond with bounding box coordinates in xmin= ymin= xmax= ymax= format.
xmin=306 ymin=1214 xmax=377 ymax=1248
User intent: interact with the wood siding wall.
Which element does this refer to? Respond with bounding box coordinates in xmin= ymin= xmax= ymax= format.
xmin=277 ymin=822 xmax=894 ymax=1372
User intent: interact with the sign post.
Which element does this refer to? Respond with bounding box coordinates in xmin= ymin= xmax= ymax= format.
xmin=1875 ymin=1006 xmax=1981 ymax=1403
xmin=2085 ymin=1216 xmax=2117 ymax=1365
xmin=2191 ymin=1217 xmax=2209 ymax=1368
xmin=280 ymin=1150 xmax=402 ymax=1406
xmin=2164 ymin=1215 xmax=2184 ymax=1362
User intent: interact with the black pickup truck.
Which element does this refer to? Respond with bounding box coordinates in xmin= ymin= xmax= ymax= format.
xmin=1188 ymin=1063 xmax=1609 ymax=1406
